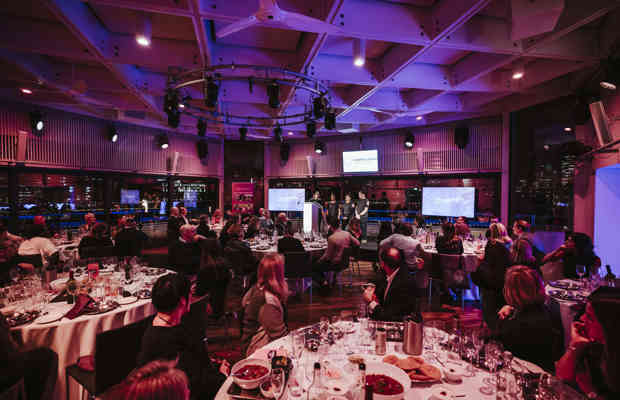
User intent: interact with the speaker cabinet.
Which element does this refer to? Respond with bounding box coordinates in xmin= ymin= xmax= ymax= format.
xmin=455 ymin=125 xmax=469 ymax=149
xmin=196 ymin=140 xmax=208 ymax=159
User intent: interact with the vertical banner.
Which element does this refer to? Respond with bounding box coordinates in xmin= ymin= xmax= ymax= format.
xmin=232 ymin=182 xmax=255 ymax=213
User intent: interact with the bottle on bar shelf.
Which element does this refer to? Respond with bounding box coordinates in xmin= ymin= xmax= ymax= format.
xmin=604 ymin=265 xmax=616 ymax=287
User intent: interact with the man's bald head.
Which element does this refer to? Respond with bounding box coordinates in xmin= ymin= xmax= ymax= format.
xmin=379 ymin=247 xmax=403 ymax=274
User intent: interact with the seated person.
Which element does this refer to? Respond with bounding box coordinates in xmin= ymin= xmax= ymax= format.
xmin=542 ymin=232 xmax=601 ymax=279
xmin=376 ymin=221 xmax=393 ymax=244
xmin=137 ymin=274 xmax=229 ymax=400
xmin=363 ymin=247 xmax=417 ymax=322
xmin=0 ymin=313 xmax=58 ymax=399
xmin=245 ymin=216 xmax=260 ymax=240
xmin=379 ymin=223 xmax=422 ymax=272
xmin=277 ymin=222 xmax=304 ymax=254
xmin=258 ymin=209 xmax=274 ymax=233
xmin=314 ymin=218 xmax=359 ymax=288
xmin=0 ymin=221 xmax=22 ymax=284
xmin=17 ymin=223 xmax=58 ymax=270
xmin=196 ymin=238 xmax=231 ymax=319
xmin=556 ymin=287 xmax=620 ymax=399
xmin=123 ymin=360 xmax=190 ymax=400
xmin=115 ymin=218 xmax=149 ymax=257
xmin=195 ymin=215 xmax=213 ymax=238
xmin=509 ymin=238 xmax=537 ymax=268
xmin=347 ymin=218 xmax=362 ymax=242
xmin=241 ymin=254 xmax=289 ymax=356
xmin=223 ymin=224 xmax=257 ymax=277
xmin=80 ymin=212 xmax=97 ymax=235
xmin=218 ymin=220 xmax=234 ymax=248
xmin=78 ymin=222 xmax=114 ymax=259
xmin=496 ymin=266 xmax=557 ymax=372
xmin=275 ymin=213 xmax=288 ymax=236
xmin=168 ymin=225 xmax=201 ymax=275
xmin=435 ymin=222 xmax=464 ymax=255
xmin=454 ymin=216 xmax=471 ymax=238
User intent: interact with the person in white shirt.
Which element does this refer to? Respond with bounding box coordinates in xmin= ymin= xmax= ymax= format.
xmin=17 ymin=224 xmax=58 ymax=270
xmin=379 ymin=223 xmax=423 ymax=272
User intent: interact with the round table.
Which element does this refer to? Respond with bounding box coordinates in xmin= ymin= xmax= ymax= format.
xmin=214 ymin=323 xmax=583 ymax=400
xmin=545 ymin=280 xmax=589 ymax=350
xmin=5 ymin=269 xmax=169 ymax=400
xmin=250 ymin=243 xmax=327 ymax=259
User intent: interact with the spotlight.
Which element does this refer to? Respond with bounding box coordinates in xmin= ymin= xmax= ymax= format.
xmin=157 ymin=134 xmax=169 ymax=149
xmin=197 ymin=118 xmax=206 ymax=137
xmin=288 ymin=131 xmax=294 ymax=136
xmin=564 ymin=127 xmax=572 ymax=132
xmin=107 ymin=125 xmax=119 ymax=143
xmin=600 ymin=58 xmax=620 ymax=90
xmin=135 ymin=15 xmax=152 ymax=47
xmin=512 ymin=64 xmax=524 ymax=80
xmin=20 ymin=88 xmax=33 ymax=95
xmin=29 ymin=111 xmax=44 ymax=135
xmin=314 ymin=141 xmax=325 ymax=154
xmin=164 ymin=89 xmax=179 ymax=114
xmin=353 ymin=38 xmax=366 ymax=67
xmin=313 ymin=97 xmax=325 ymax=119
xmin=204 ymin=76 xmax=219 ymax=108
xmin=306 ymin=120 xmax=316 ymax=138
xmin=404 ymin=132 xmax=415 ymax=149
xmin=274 ymin=124 xmax=283 ymax=143
xmin=179 ymin=95 xmax=190 ymax=110
xmin=325 ymin=108 xmax=336 ymax=130
xmin=239 ymin=126 xmax=247 ymax=141
xmin=267 ymin=80 xmax=280 ymax=109
xmin=543 ymin=144 xmax=550 ymax=151
xmin=167 ymin=111 xmax=180 ymax=128
xmin=416 ymin=115 xmax=423 ymax=121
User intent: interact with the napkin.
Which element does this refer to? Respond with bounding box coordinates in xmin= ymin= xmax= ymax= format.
xmin=64 ymin=294 xmax=96 ymax=319
xmin=51 ymin=289 xmax=70 ymax=303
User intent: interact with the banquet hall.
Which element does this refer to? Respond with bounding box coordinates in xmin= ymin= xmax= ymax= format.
xmin=1 ymin=1 xmax=620 ymax=399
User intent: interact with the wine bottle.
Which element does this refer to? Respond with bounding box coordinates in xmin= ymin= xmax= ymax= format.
xmin=364 ymin=382 xmax=373 ymax=400
xmin=307 ymin=362 xmax=322 ymax=400
xmin=604 ymin=265 xmax=616 ymax=286
xmin=66 ymin=270 xmax=77 ymax=304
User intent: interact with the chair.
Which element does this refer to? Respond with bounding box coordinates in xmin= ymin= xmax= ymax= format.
xmin=283 ymin=251 xmax=314 ymax=303
xmin=0 ymin=378 xmax=26 ymax=400
xmin=438 ymin=254 xmax=470 ymax=310
xmin=65 ymin=316 xmax=153 ymax=400
xmin=223 ymin=245 xmax=256 ymax=294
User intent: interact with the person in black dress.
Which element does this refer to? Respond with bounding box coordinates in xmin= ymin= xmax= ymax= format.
xmin=115 ymin=218 xmax=149 ymax=257
xmin=341 ymin=193 xmax=354 ymax=230
xmin=542 ymin=232 xmax=601 ymax=279
xmin=325 ymin=193 xmax=340 ymax=225
xmin=137 ymin=274 xmax=228 ymax=400
xmin=355 ymin=191 xmax=369 ymax=242
xmin=435 ymin=222 xmax=464 ymax=255
xmin=277 ymin=222 xmax=304 ymax=254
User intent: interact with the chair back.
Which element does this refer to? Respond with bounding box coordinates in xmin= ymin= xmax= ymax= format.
xmin=80 ymin=245 xmax=116 ymax=259
xmin=94 ymin=316 xmax=153 ymax=394
xmin=223 ymin=245 xmax=255 ymax=275
xmin=283 ymin=251 xmax=312 ymax=278
xmin=438 ymin=254 xmax=470 ymax=289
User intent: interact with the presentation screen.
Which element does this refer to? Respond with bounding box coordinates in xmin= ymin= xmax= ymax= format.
xmin=342 ymin=150 xmax=378 ymax=173
xmin=268 ymin=188 xmax=305 ymax=211
xmin=422 ymin=187 xmax=475 ymax=218
xmin=121 ymin=189 xmax=140 ymax=205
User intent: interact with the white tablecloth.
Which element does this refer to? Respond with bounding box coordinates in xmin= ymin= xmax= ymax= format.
xmin=250 ymin=244 xmax=327 ymax=259
xmin=545 ymin=281 xmax=588 ymax=349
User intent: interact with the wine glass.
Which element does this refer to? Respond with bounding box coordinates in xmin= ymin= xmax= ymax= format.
xmin=319 ymin=316 xmax=329 ymax=343
xmin=480 ymin=341 xmax=501 ymax=395
xmin=271 ymin=368 xmax=286 ymax=400
xmin=463 ymin=329 xmax=478 ymax=377
xmin=576 ymin=265 xmax=587 ymax=287
xmin=290 ymin=330 xmax=305 ymax=363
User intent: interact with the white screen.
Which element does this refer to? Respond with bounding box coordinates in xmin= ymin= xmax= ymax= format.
xmin=422 ymin=187 xmax=475 ymax=218
xmin=342 ymin=150 xmax=378 ymax=173
xmin=268 ymin=188 xmax=305 ymax=211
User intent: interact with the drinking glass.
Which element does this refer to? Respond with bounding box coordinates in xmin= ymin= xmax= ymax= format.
xmin=271 ymin=368 xmax=286 ymax=400
xmin=319 ymin=316 xmax=329 ymax=343
xmin=290 ymin=330 xmax=305 ymax=362
xmin=463 ymin=329 xmax=478 ymax=377
xmin=576 ymin=264 xmax=586 ymax=287
xmin=480 ymin=341 xmax=501 ymax=395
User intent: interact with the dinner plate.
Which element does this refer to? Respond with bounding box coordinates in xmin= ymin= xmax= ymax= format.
xmin=117 ymin=296 xmax=138 ymax=305
xmin=37 ymin=311 xmax=64 ymax=324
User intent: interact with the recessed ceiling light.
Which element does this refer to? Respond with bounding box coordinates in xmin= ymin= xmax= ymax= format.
xmin=20 ymin=88 xmax=33 ymax=95
xmin=564 ymin=127 xmax=572 ymax=132
xmin=416 ymin=115 xmax=423 ymax=121
xmin=136 ymin=34 xmax=151 ymax=47
xmin=353 ymin=38 xmax=366 ymax=68
xmin=178 ymin=103 xmax=185 ymax=109
xmin=288 ymin=131 xmax=294 ymax=136
xmin=353 ymin=57 xmax=365 ymax=67
xmin=512 ymin=71 xmax=524 ymax=80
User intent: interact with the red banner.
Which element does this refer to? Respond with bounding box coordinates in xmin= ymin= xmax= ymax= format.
xmin=232 ymin=182 xmax=255 ymax=213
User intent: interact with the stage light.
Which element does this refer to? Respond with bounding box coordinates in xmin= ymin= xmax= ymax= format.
xmin=135 ymin=15 xmax=152 ymax=47
xmin=197 ymin=118 xmax=206 ymax=137
xmin=543 ymin=144 xmax=550 ymax=151
xmin=267 ymin=80 xmax=280 ymax=109
xmin=157 ymin=134 xmax=169 ymax=149
xmin=107 ymin=125 xmax=119 ymax=143
xmin=314 ymin=141 xmax=325 ymax=154
xmin=164 ymin=89 xmax=179 ymax=114
xmin=306 ymin=120 xmax=316 ymax=138
xmin=239 ymin=126 xmax=247 ymax=141
xmin=324 ymin=108 xmax=336 ymax=130
xmin=353 ymin=38 xmax=366 ymax=67
xmin=564 ymin=127 xmax=572 ymax=132
xmin=179 ymin=95 xmax=190 ymax=109
xmin=204 ymin=76 xmax=219 ymax=108
xmin=20 ymin=88 xmax=33 ymax=95
xmin=288 ymin=131 xmax=294 ymax=136
xmin=416 ymin=115 xmax=423 ymax=121
xmin=313 ymin=97 xmax=325 ymax=119
xmin=404 ymin=132 xmax=415 ymax=149
xmin=167 ymin=111 xmax=180 ymax=128
xmin=274 ymin=124 xmax=283 ymax=142
xmin=512 ymin=64 xmax=524 ymax=80
xmin=600 ymin=58 xmax=620 ymax=90
xmin=29 ymin=111 xmax=44 ymax=135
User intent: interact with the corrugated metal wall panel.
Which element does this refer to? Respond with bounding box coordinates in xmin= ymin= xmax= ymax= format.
xmin=0 ymin=106 xmax=221 ymax=177
xmin=267 ymin=119 xmax=502 ymax=177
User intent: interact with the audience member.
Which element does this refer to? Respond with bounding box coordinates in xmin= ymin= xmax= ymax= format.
xmin=495 ymin=266 xmax=557 ymax=371
xmin=347 ymin=218 xmax=362 ymax=241
xmin=435 ymin=222 xmax=464 ymax=255
xmin=542 ymin=232 xmax=601 ymax=279
xmin=167 ymin=207 xmax=183 ymax=244
xmin=471 ymin=222 xmax=511 ymax=330
xmin=196 ymin=238 xmax=231 ymax=320
xmin=556 ymin=287 xmax=620 ymax=399
xmin=241 ymin=254 xmax=289 ymax=356
xmin=376 ymin=221 xmax=393 ymax=244
xmin=341 ymin=193 xmax=355 ymax=229
xmin=17 ymin=223 xmax=58 ymax=270
xmin=314 ymin=219 xmax=359 ymax=288
xmin=218 ymin=220 xmax=234 ymax=248
xmin=275 ymin=213 xmax=288 ymax=236
xmin=123 ymin=360 xmax=189 ymax=400
xmin=137 ymin=274 xmax=228 ymax=400
xmin=363 ymin=247 xmax=417 ymax=321
xmin=0 ymin=221 xmax=22 ymax=284
xmin=379 ymin=223 xmax=422 ymax=272
xmin=245 ymin=216 xmax=260 ymax=240
xmin=258 ymin=209 xmax=274 ymax=232
xmin=196 ymin=215 xmax=214 ymax=238
xmin=355 ymin=191 xmax=369 ymax=243
xmin=168 ymin=225 xmax=201 ymax=275
xmin=413 ymin=216 xmax=426 ymax=236
xmin=79 ymin=222 xmax=114 ymax=258
xmin=81 ymin=212 xmax=97 ymax=234
xmin=277 ymin=222 xmax=304 ymax=254
xmin=509 ymin=238 xmax=537 ymax=268
xmin=223 ymin=224 xmax=257 ymax=277
xmin=512 ymin=219 xmax=544 ymax=262
xmin=454 ymin=216 xmax=471 ymax=238
xmin=0 ymin=313 xmax=58 ymax=400
xmin=211 ymin=209 xmax=222 ymax=225
xmin=179 ymin=207 xmax=189 ymax=225
xmin=115 ymin=218 xmax=149 ymax=257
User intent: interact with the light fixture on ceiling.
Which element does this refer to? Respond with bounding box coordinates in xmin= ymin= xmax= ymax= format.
xmin=600 ymin=58 xmax=619 ymax=90
xmin=20 ymin=88 xmax=33 ymax=95
xmin=324 ymin=108 xmax=336 ymax=130
xmin=564 ymin=127 xmax=572 ymax=132
xmin=353 ymin=38 xmax=366 ymax=67
xmin=313 ymin=96 xmax=325 ymax=118
xmin=274 ymin=124 xmax=283 ymax=143
xmin=512 ymin=64 xmax=525 ymax=80
xmin=239 ymin=126 xmax=247 ymax=141
xmin=29 ymin=111 xmax=44 ymax=135
xmin=204 ymin=76 xmax=219 ymax=108
xmin=107 ymin=125 xmax=119 ymax=143
xmin=404 ymin=132 xmax=415 ymax=149
xmin=157 ymin=134 xmax=169 ymax=149
xmin=197 ymin=118 xmax=206 ymax=137
xmin=135 ymin=14 xmax=152 ymax=47
xmin=167 ymin=111 xmax=180 ymax=128
xmin=416 ymin=115 xmax=423 ymax=121
xmin=288 ymin=131 xmax=294 ymax=136
xmin=543 ymin=144 xmax=550 ymax=151
xmin=267 ymin=80 xmax=280 ymax=109
xmin=314 ymin=141 xmax=325 ymax=154
xmin=306 ymin=120 xmax=316 ymax=138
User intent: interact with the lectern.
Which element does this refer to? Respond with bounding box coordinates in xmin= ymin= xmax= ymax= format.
xmin=303 ymin=202 xmax=321 ymax=233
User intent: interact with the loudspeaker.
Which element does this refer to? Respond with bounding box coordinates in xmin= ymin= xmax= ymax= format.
xmin=196 ymin=139 xmax=208 ymax=159
xmin=589 ymin=101 xmax=615 ymax=147
xmin=280 ymin=142 xmax=290 ymax=163
xmin=455 ymin=125 xmax=469 ymax=149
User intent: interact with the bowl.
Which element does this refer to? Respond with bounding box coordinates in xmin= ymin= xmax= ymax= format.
xmin=259 ymin=378 xmax=274 ymax=398
xmin=443 ymin=365 xmax=465 ymax=382
xmin=230 ymin=358 xmax=271 ymax=390
xmin=365 ymin=361 xmax=411 ymax=400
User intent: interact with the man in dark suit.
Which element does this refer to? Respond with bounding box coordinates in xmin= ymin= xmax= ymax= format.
xmin=168 ymin=224 xmax=201 ymax=275
xmin=363 ymin=247 xmax=417 ymax=321
xmin=277 ymin=222 xmax=304 ymax=254
xmin=115 ymin=218 xmax=149 ymax=257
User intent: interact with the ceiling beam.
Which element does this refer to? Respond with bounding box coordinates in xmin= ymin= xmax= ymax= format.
xmin=188 ymin=0 xmax=214 ymax=67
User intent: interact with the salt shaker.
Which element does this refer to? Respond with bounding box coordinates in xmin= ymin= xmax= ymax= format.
xmin=375 ymin=327 xmax=387 ymax=355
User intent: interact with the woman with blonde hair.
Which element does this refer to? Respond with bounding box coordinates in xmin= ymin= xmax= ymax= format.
xmin=124 ymin=360 xmax=190 ymax=400
xmin=241 ymin=253 xmax=289 ymax=356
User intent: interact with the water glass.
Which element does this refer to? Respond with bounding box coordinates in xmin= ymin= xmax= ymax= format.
xmin=290 ymin=330 xmax=305 ymax=362
xmin=271 ymin=368 xmax=286 ymax=400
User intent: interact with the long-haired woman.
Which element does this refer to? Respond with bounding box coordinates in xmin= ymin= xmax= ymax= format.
xmin=435 ymin=222 xmax=464 ymax=255
xmin=124 ymin=360 xmax=190 ymax=400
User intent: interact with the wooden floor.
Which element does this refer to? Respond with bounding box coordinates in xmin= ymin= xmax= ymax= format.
xmin=207 ymin=260 xmax=482 ymax=360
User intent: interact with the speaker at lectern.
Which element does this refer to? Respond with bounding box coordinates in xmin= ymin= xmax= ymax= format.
xmin=303 ymin=202 xmax=321 ymax=233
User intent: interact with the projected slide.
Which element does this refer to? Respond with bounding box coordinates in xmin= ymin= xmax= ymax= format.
xmin=268 ymin=188 xmax=305 ymax=211
xmin=121 ymin=189 xmax=140 ymax=205
xmin=422 ymin=187 xmax=475 ymax=218
xmin=342 ymin=150 xmax=378 ymax=173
